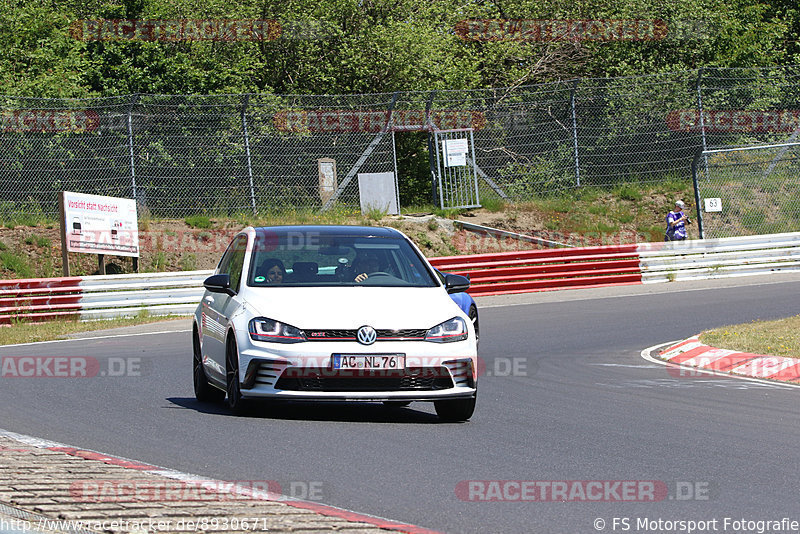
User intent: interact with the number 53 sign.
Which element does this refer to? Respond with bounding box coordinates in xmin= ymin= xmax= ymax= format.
xmin=704 ymin=198 xmax=723 ymax=212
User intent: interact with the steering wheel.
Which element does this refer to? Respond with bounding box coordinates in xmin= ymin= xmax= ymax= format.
xmin=367 ymin=272 xmax=392 ymax=277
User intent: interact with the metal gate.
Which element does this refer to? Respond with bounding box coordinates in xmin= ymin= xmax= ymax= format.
xmin=433 ymin=129 xmax=481 ymax=209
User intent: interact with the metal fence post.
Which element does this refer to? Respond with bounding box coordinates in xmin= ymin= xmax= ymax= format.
xmin=570 ymin=79 xmax=581 ymax=187
xmin=241 ymin=94 xmax=257 ymax=216
xmin=426 ymin=90 xmax=438 ymax=205
xmin=391 ymin=130 xmax=401 ymax=215
xmin=127 ymin=94 xmax=139 ymax=202
xmin=696 ymin=68 xmax=709 ymax=174
xmin=691 ymin=148 xmax=705 ymax=239
xmin=389 ymin=91 xmax=401 ymax=214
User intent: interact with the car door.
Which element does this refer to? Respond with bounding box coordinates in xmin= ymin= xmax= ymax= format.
xmin=201 ymin=234 xmax=248 ymax=385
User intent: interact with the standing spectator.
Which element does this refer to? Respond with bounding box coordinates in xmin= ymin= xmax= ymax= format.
xmin=665 ymin=200 xmax=689 ymax=241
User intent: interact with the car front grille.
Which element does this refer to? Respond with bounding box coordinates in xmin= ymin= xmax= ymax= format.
xmin=303 ymin=328 xmax=428 ymax=341
xmin=274 ymin=367 xmax=454 ymax=392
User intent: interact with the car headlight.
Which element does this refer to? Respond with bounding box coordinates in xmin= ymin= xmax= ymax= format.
xmin=425 ymin=317 xmax=468 ymax=343
xmin=248 ymin=317 xmax=307 ymax=343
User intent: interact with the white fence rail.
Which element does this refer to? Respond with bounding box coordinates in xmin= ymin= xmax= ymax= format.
xmin=638 ymin=232 xmax=800 ymax=283
xmin=79 ymin=270 xmax=213 ymax=320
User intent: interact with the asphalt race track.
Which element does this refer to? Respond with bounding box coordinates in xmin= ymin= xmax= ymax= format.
xmin=1 ymin=275 xmax=799 ymax=533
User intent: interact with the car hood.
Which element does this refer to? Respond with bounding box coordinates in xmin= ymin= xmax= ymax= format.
xmin=242 ymin=286 xmax=463 ymax=329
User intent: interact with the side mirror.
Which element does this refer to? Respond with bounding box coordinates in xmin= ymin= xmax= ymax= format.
xmin=204 ymin=273 xmax=235 ymax=296
xmin=444 ymin=273 xmax=470 ymax=294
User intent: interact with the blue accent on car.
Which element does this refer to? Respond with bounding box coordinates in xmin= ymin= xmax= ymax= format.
xmin=448 ymin=289 xmax=475 ymax=316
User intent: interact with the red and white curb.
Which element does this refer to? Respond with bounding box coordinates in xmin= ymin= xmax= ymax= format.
xmin=649 ymin=337 xmax=800 ymax=384
xmin=0 ymin=428 xmax=441 ymax=534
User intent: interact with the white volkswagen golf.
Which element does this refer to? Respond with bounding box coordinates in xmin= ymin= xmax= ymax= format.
xmin=192 ymin=225 xmax=478 ymax=421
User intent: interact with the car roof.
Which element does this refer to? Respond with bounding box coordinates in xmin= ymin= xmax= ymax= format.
xmin=252 ymin=225 xmax=404 ymax=238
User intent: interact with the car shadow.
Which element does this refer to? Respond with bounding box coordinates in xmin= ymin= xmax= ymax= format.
xmin=167 ymin=397 xmax=447 ymax=424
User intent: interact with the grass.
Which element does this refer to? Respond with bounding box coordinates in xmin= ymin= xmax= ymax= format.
xmin=700 ymin=315 xmax=800 ymax=357
xmin=536 ymin=196 xmax=573 ymax=214
xmin=24 ymin=235 xmax=51 ymax=248
xmin=180 ymin=253 xmax=198 ymax=271
xmin=433 ymin=207 xmax=463 ymax=219
xmin=184 ymin=214 xmax=214 ymax=229
xmin=150 ymin=251 xmax=167 ymax=272
xmin=588 ymin=204 xmax=610 ymax=216
xmin=245 ymin=207 xmax=358 ymax=227
xmin=481 ymin=197 xmax=506 ymax=212
xmin=0 ymin=315 xmax=185 ymax=346
xmin=612 ymin=183 xmax=643 ymax=202
xmin=415 ymin=231 xmax=434 ymax=250
xmin=364 ymin=206 xmax=389 ymax=221
xmin=615 ymin=211 xmax=635 ymax=224
xmin=0 ymin=213 xmax=56 ymax=229
xmin=0 ymin=251 xmax=34 ymax=278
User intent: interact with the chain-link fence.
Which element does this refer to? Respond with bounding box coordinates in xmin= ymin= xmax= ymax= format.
xmin=2 ymin=65 xmax=800 ymax=222
xmin=694 ymin=142 xmax=800 ymax=239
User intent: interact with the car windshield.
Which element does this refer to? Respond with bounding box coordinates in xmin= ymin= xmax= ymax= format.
xmin=247 ymin=229 xmax=439 ymax=288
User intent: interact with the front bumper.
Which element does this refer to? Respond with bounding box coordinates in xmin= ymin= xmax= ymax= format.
xmin=236 ymin=340 xmax=477 ymax=401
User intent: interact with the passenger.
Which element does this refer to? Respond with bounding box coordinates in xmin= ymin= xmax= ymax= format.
xmin=257 ymin=258 xmax=285 ymax=284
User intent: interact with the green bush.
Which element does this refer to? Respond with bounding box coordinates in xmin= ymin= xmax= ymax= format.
xmin=184 ymin=215 xmax=213 ymax=229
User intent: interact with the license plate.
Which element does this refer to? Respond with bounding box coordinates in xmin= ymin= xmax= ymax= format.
xmin=332 ymin=354 xmax=405 ymax=370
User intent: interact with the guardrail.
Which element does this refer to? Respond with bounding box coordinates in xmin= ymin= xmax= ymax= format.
xmin=2 ymin=232 xmax=799 ymax=322
xmin=638 ymin=232 xmax=800 ymax=283
xmin=0 ymin=270 xmax=212 ymax=324
xmin=429 ymin=245 xmax=642 ymax=297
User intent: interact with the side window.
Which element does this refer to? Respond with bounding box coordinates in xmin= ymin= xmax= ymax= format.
xmin=218 ymin=235 xmax=247 ymax=293
xmin=227 ymin=235 xmax=247 ymax=293
xmin=216 ymin=240 xmax=236 ymax=276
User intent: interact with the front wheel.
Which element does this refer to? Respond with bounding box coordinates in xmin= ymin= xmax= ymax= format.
xmin=225 ymin=335 xmax=247 ymax=414
xmin=193 ymin=331 xmax=224 ymax=403
xmin=434 ymin=396 xmax=476 ymax=422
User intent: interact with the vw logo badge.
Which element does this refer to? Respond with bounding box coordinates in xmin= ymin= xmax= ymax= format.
xmin=357 ymin=326 xmax=377 ymax=345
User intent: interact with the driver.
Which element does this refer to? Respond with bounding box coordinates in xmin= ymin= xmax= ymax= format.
xmin=352 ymin=254 xmax=381 ymax=283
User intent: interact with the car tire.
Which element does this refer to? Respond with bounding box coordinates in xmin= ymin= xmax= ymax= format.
xmin=468 ymin=305 xmax=479 ymax=348
xmin=193 ymin=329 xmax=224 ymax=403
xmin=225 ymin=334 xmax=247 ymax=414
xmin=434 ymin=396 xmax=476 ymax=422
xmin=382 ymin=401 xmax=412 ymax=408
